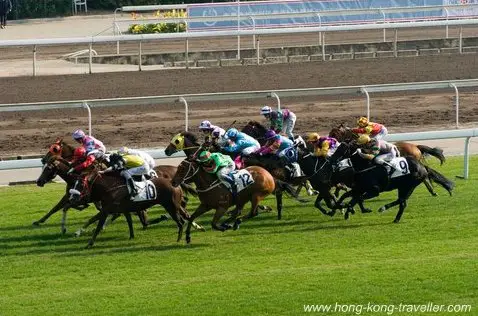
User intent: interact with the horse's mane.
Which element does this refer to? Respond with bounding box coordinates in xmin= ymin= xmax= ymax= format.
xmin=180 ymin=131 xmax=200 ymax=145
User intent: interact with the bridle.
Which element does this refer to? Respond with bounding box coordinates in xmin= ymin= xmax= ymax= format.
xmin=176 ymin=159 xmax=221 ymax=193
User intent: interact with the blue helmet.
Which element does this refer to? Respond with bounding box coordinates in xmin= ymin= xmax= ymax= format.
xmin=72 ymin=129 xmax=86 ymax=140
xmin=226 ymin=128 xmax=239 ymax=139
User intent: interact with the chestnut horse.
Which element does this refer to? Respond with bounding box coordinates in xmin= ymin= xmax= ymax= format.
xmin=165 ymin=131 xmax=308 ymax=220
xmin=329 ymin=124 xmax=446 ymax=196
xmin=171 ymin=158 xmax=276 ymax=243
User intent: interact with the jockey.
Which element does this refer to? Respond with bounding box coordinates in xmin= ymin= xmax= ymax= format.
xmin=211 ymin=126 xmax=228 ymax=147
xmin=198 ymin=120 xmax=225 ymax=144
xmin=352 ymin=117 xmax=388 ymax=140
xmin=67 ymin=147 xmax=96 ymax=175
xmin=222 ymin=128 xmax=260 ymax=157
xmin=356 ymin=134 xmax=399 ymax=175
xmin=260 ymin=106 xmax=297 ymax=139
xmin=118 ymin=146 xmax=156 ymax=177
xmin=256 ymin=130 xmax=302 ymax=178
xmin=306 ymin=133 xmax=340 ymax=158
xmin=72 ymin=129 xmax=106 ymax=160
xmin=100 ymin=152 xmax=150 ymax=199
xmin=256 ymin=129 xmax=293 ymax=157
xmin=197 ymin=150 xmax=237 ymax=195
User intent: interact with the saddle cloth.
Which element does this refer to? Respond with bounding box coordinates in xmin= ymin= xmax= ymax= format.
xmin=230 ymin=169 xmax=255 ymax=193
xmin=131 ymin=180 xmax=157 ymax=202
xmin=386 ymin=157 xmax=410 ymax=179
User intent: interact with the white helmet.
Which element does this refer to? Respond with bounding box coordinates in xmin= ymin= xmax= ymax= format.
xmin=260 ymin=106 xmax=272 ymax=115
xmin=199 ymin=120 xmax=212 ymax=130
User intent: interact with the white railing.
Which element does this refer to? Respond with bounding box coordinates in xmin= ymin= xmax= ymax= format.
xmin=0 ymin=18 xmax=477 ymax=75
xmin=0 ymin=78 xmax=477 ymax=177
xmin=1 ymin=129 xmax=476 ymax=178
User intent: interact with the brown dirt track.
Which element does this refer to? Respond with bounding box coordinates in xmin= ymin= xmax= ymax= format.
xmin=1 ymin=54 xmax=478 ymax=158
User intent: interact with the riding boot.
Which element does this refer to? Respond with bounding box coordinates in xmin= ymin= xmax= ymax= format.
xmin=127 ymin=178 xmax=138 ymax=200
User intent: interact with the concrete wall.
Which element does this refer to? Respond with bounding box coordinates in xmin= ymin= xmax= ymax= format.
xmin=68 ymin=37 xmax=478 ymax=67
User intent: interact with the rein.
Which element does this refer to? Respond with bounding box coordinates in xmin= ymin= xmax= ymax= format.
xmin=179 ymin=160 xmax=222 ymax=193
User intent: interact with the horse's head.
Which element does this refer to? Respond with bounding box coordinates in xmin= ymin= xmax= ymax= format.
xmin=329 ymin=124 xmax=357 ymax=143
xmin=241 ymin=121 xmax=268 ymax=145
xmin=165 ymin=132 xmax=200 ymax=158
xmin=41 ymin=138 xmax=75 ymax=165
xmin=36 ymin=155 xmax=70 ymax=187
xmin=171 ymin=159 xmax=199 ymax=187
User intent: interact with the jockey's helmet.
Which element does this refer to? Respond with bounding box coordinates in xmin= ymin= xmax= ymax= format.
xmin=226 ymin=128 xmax=239 ymax=139
xmin=306 ymin=132 xmax=320 ymax=142
xmin=73 ymin=146 xmax=86 ymax=158
xmin=357 ymin=117 xmax=369 ymax=127
xmin=260 ymin=106 xmax=272 ymax=116
xmin=199 ymin=120 xmax=212 ymax=130
xmin=72 ymin=129 xmax=86 ymax=140
xmin=118 ymin=146 xmax=129 ymax=155
xmin=356 ymin=134 xmax=371 ymax=145
xmin=197 ymin=151 xmax=212 ymax=162
xmin=211 ymin=127 xmax=222 ymax=138
xmin=265 ymin=129 xmax=277 ymax=140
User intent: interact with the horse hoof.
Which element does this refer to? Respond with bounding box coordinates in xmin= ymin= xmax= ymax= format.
xmin=362 ymin=209 xmax=372 ymax=214
xmin=85 ymin=242 xmax=93 ymax=249
xmin=378 ymin=206 xmax=386 ymax=213
xmin=32 ymin=221 xmax=41 ymax=226
xmin=233 ymin=220 xmax=242 ymax=231
xmin=344 ymin=212 xmax=350 ymax=220
xmin=327 ymin=211 xmax=336 ymax=217
xmin=74 ymin=231 xmax=81 ymax=238
xmin=186 ymin=236 xmax=191 ymax=244
xmin=61 ymin=228 xmax=67 ymax=235
xmin=393 ymin=219 xmax=400 ymax=224
xmin=221 ymin=223 xmax=232 ymax=231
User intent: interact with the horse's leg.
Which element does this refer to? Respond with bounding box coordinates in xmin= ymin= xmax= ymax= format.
xmin=276 ymin=190 xmax=283 ymax=220
xmin=146 ymin=214 xmax=169 ymax=225
xmin=124 ymin=212 xmax=134 ymax=239
xmin=60 ymin=207 xmax=69 ymax=235
xmin=423 ymin=178 xmax=438 ymax=197
xmin=314 ymin=194 xmax=330 ymax=216
xmin=137 ymin=210 xmax=149 ymax=229
xmin=186 ymin=204 xmax=212 ymax=244
xmin=75 ymin=212 xmax=101 ymax=237
xmin=357 ymin=200 xmax=372 ymax=213
xmin=344 ymin=195 xmax=360 ymax=220
xmin=86 ymin=212 xmax=108 ymax=249
xmin=393 ymin=186 xmax=416 ymax=223
xmin=211 ymin=207 xmax=231 ymax=231
xmin=235 ymin=195 xmax=262 ymax=230
xmin=33 ymin=194 xmax=69 ymax=226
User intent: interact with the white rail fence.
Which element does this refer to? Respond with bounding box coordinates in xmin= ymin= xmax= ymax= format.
xmin=0 ymin=79 xmax=477 ymax=178
xmin=1 ymin=18 xmax=477 ymax=75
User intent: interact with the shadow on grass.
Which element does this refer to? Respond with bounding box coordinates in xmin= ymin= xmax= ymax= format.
xmin=57 ymin=242 xmax=208 ymax=257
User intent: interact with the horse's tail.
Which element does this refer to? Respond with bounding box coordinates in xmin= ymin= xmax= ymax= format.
xmin=180 ymin=183 xmax=198 ymax=197
xmin=275 ymin=179 xmax=309 ymax=203
xmin=417 ymin=145 xmax=446 ymax=165
xmin=425 ymin=166 xmax=455 ymax=196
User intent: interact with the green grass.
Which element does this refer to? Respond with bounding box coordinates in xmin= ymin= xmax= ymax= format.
xmin=0 ymin=157 xmax=477 ymax=316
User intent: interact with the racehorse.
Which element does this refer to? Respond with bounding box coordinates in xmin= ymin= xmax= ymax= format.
xmin=165 ymin=131 xmax=309 ymax=220
xmin=329 ymin=123 xmax=446 ymax=196
xmin=67 ymin=161 xmax=192 ymax=248
xmin=171 ymin=159 xmax=275 ymax=243
xmin=36 ymin=139 xmax=197 ymax=234
xmin=333 ymin=143 xmax=454 ymax=223
xmin=241 ymin=120 xmax=269 ymax=145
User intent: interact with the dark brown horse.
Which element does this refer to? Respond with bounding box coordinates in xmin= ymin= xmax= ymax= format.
xmin=36 ymin=139 xmax=197 ymax=234
xmin=329 ymin=124 xmax=446 ymax=196
xmin=71 ymin=164 xmax=192 ymax=248
xmin=171 ymin=159 xmax=276 ymax=243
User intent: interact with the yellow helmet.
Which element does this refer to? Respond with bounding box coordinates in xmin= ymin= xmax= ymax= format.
xmin=307 ymin=132 xmax=320 ymax=142
xmin=356 ymin=134 xmax=371 ymax=145
xmin=358 ymin=116 xmax=369 ymax=127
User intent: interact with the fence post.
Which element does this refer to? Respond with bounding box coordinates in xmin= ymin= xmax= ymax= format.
xmin=462 ymin=137 xmax=471 ymax=179
xmin=379 ymin=9 xmax=386 ymax=42
xmin=256 ymin=36 xmax=260 ymax=65
xmin=185 ymin=38 xmax=189 ymax=69
xmin=89 ymin=42 xmax=93 ymax=74
xmin=269 ymin=92 xmax=281 ymax=111
xmin=321 ymin=32 xmax=326 ymax=61
xmin=450 ymin=83 xmax=460 ymax=128
xmin=82 ymin=102 xmax=92 ymax=136
xmin=138 ymin=40 xmax=142 ymax=71
xmin=178 ymin=97 xmax=189 ymax=131
xmin=32 ymin=45 xmax=37 ymax=77
xmin=459 ymin=26 xmax=463 ymax=54
xmin=393 ymin=29 xmax=398 ymax=57
xmin=361 ymin=87 xmax=370 ymax=119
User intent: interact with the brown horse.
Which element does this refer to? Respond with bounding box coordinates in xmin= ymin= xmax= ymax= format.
xmin=69 ymin=163 xmax=192 ymax=248
xmin=171 ymin=159 xmax=276 ymax=243
xmin=36 ymin=139 xmax=197 ymax=233
xmin=329 ymin=124 xmax=446 ymax=196
xmin=165 ymin=131 xmax=308 ymax=220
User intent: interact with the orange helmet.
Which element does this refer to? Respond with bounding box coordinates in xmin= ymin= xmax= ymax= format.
xmin=357 ymin=117 xmax=369 ymax=127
